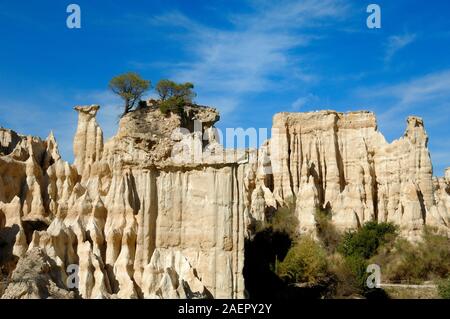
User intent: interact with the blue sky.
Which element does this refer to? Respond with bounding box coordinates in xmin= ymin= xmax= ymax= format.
xmin=0 ymin=0 xmax=450 ymax=175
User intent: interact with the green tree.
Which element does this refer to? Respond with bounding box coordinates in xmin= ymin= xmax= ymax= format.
xmin=155 ymin=80 xmax=196 ymax=115
xmin=155 ymin=79 xmax=175 ymax=101
xmin=315 ymin=209 xmax=341 ymax=253
xmin=158 ymin=96 xmax=185 ymax=115
xmin=268 ymin=197 xmax=298 ymax=240
xmin=156 ymin=80 xmax=196 ymax=102
xmin=109 ymin=72 xmax=151 ymax=116
xmin=277 ymin=237 xmax=329 ymax=285
xmin=344 ymin=255 xmax=369 ymax=290
xmin=372 ymin=227 xmax=450 ymax=283
xmin=338 ymin=222 xmax=397 ymax=259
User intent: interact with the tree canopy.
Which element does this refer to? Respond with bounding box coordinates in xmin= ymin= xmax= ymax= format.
xmin=338 ymin=221 xmax=398 ymax=259
xmin=109 ymin=72 xmax=151 ymax=116
xmin=156 ymin=80 xmax=195 ymax=102
xmin=155 ymin=80 xmax=196 ymax=115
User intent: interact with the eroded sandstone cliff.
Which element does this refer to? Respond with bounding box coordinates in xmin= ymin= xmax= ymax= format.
xmin=0 ymin=103 xmax=249 ymax=299
xmin=0 ymin=105 xmax=449 ymax=299
xmin=268 ymin=111 xmax=450 ymax=240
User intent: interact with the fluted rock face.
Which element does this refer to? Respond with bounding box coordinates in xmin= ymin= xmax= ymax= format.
xmin=0 ymin=104 xmax=248 ymax=299
xmin=0 ymin=105 xmax=449 ymax=299
xmin=268 ymin=111 xmax=449 ymax=240
xmin=73 ymin=105 xmax=103 ymax=177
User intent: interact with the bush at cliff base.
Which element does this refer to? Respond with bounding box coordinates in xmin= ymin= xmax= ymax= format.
xmin=371 ymin=227 xmax=450 ymax=284
xmin=277 ymin=237 xmax=329 ymax=286
xmin=338 ymin=221 xmax=398 ymax=260
xmin=438 ymin=277 xmax=450 ymax=299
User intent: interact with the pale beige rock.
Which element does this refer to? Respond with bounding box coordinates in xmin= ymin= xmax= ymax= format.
xmin=0 ymin=197 xmax=28 ymax=259
xmin=141 ymin=249 xmax=210 ymax=299
xmin=1 ymin=105 xmax=449 ymax=299
xmin=296 ymin=175 xmax=320 ymax=234
xmin=251 ymin=186 xmax=267 ymax=224
xmin=446 ymin=168 xmax=450 ymax=181
xmin=432 ymin=175 xmax=450 ymax=237
xmin=267 ymin=110 xmax=447 ymax=241
xmin=1 ymin=248 xmax=75 ymax=299
xmin=77 ymin=241 xmax=111 ymax=299
xmin=73 ymin=105 xmax=103 ymax=176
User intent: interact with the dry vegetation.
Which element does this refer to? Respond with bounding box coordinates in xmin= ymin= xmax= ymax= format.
xmin=255 ymin=202 xmax=450 ymax=299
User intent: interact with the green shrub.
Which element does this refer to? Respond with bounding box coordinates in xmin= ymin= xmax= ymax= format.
xmin=277 ymin=237 xmax=329 ymax=285
xmin=315 ymin=209 xmax=341 ymax=253
xmin=438 ymin=277 xmax=450 ymax=299
xmin=420 ymin=228 xmax=450 ymax=277
xmin=338 ymin=222 xmax=398 ymax=259
xmin=156 ymin=79 xmax=196 ymax=102
xmin=328 ymin=254 xmax=361 ymax=297
xmin=373 ymin=228 xmax=450 ymax=283
xmin=268 ymin=198 xmax=298 ymax=240
xmin=329 ymin=222 xmax=397 ymax=297
xmin=109 ymin=72 xmax=151 ymax=116
xmin=158 ymin=96 xmax=185 ymax=115
xmin=344 ymin=255 xmax=369 ymax=290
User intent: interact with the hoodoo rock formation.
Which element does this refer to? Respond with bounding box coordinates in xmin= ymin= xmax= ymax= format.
xmin=269 ymin=111 xmax=449 ymax=240
xmin=0 ymin=104 xmax=449 ymax=299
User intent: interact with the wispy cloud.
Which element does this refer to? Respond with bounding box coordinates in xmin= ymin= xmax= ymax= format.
xmin=291 ymin=93 xmax=320 ymax=110
xmin=232 ymin=0 xmax=349 ymax=30
xmin=358 ymin=69 xmax=450 ymax=121
xmin=149 ymin=0 xmax=349 ymax=117
xmin=385 ymin=33 xmax=417 ymax=63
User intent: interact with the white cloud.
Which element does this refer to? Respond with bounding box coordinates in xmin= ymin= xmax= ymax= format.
xmin=291 ymin=94 xmax=319 ymax=110
xmin=385 ymin=33 xmax=417 ymax=62
xmin=235 ymin=0 xmax=349 ymax=31
xmin=358 ymin=69 xmax=450 ymax=122
xmin=150 ymin=0 xmax=349 ymax=117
